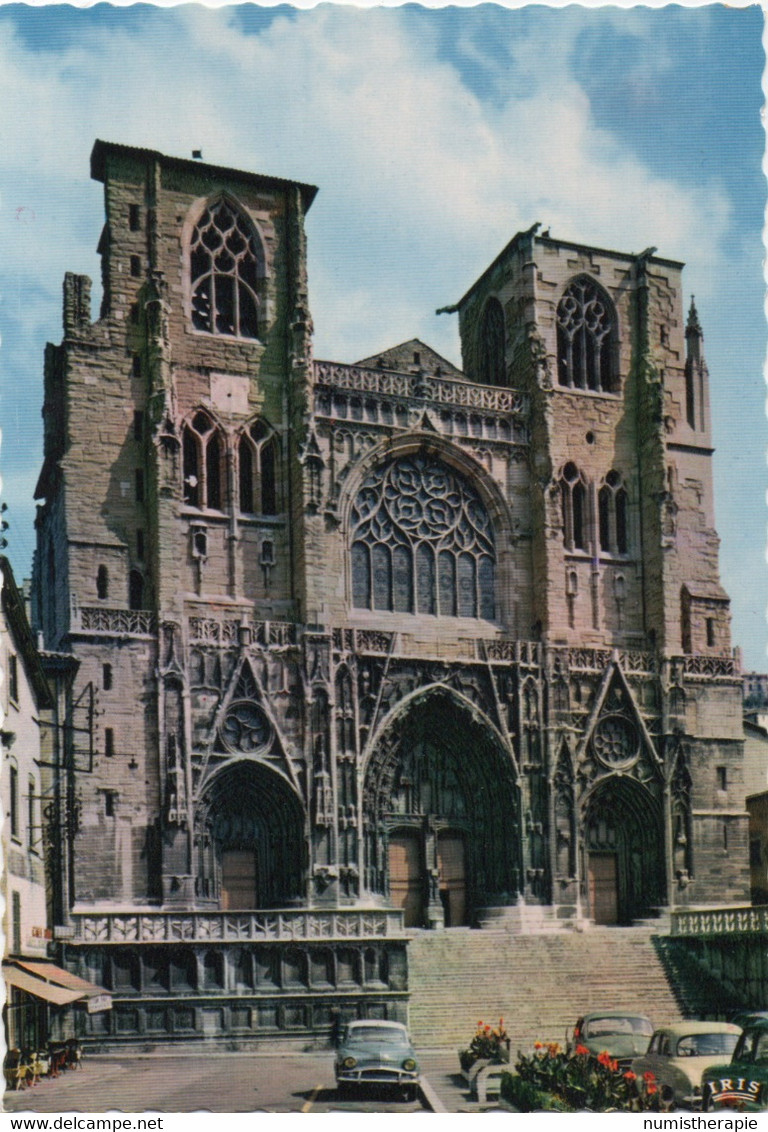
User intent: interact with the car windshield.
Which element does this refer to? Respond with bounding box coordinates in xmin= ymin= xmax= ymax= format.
xmin=585 ymin=1017 xmax=653 ymax=1038
xmin=346 ymin=1027 xmax=405 ymax=1045
xmin=676 ymin=1034 xmax=739 ymax=1058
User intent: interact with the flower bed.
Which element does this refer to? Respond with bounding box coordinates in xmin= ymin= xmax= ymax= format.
xmin=458 ymin=1020 xmax=510 ymax=1073
xmin=500 ymin=1041 xmax=665 ymax=1113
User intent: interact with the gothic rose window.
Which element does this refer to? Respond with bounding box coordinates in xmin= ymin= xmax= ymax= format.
xmin=190 ymin=199 xmax=262 ymax=339
xmin=182 ymin=411 xmax=226 ymax=510
xmin=351 ymin=455 xmax=496 ymax=619
xmin=557 ymin=277 xmax=617 ymax=392
xmin=478 ymin=297 xmax=506 ymax=387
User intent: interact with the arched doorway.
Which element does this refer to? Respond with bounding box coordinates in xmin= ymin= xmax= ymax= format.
xmin=195 ymin=761 xmax=305 ymax=909
xmin=365 ymin=691 xmax=520 ymax=927
xmin=583 ymin=777 xmax=664 ymax=925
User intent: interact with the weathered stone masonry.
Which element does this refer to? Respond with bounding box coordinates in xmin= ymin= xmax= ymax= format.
xmin=32 ymin=143 xmax=748 ymax=1045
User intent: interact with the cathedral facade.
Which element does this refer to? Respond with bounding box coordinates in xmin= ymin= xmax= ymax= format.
xmin=31 ymin=141 xmax=749 ymax=1044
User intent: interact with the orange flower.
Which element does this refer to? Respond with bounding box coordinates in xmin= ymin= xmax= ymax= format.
xmin=597 ymin=1051 xmax=613 ymax=1067
xmin=647 ymin=1083 xmax=657 ymax=1096
xmin=575 ymin=1044 xmax=589 ymax=1057
xmin=624 ymin=1070 xmax=637 ymax=1081
xmin=534 ymin=1041 xmax=544 ymax=1050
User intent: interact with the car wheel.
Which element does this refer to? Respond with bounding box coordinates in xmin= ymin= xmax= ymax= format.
xmin=702 ymin=1086 xmax=712 ymax=1113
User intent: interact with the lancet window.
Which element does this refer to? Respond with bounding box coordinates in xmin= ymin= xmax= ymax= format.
xmin=239 ymin=420 xmax=279 ymax=515
xmin=190 ymin=198 xmax=262 ymax=339
xmin=598 ymin=471 xmax=628 ymax=555
xmin=351 ymin=455 xmax=495 ymax=619
xmin=182 ymin=411 xmax=226 ymax=510
xmin=557 ymin=276 xmax=618 ymax=392
xmin=478 ymin=297 xmax=506 ymax=387
xmin=560 ymin=463 xmax=588 ymax=552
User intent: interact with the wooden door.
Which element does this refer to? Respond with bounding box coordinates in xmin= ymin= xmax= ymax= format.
xmin=221 ymin=850 xmax=257 ymax=910
xmin=588 ymin=853 xmax=618 ymax=925
xmin=389 ymin=833 xmax=424 ymax=927
xmin=438 ymin=833 xmax=466 ymax=926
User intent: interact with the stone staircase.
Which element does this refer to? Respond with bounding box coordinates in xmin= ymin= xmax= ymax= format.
xmin=407 ymin=924 xmax=685 ymax=1051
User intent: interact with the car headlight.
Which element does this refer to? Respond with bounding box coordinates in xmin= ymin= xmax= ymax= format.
xmin=342 ymin=1056 xmax=357 ymax=1069
xmin=402 ymin=1058 xmax=417 ymax=1072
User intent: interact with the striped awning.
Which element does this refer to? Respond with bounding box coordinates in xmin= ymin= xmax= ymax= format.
xmin=3 ymin=961 xmax=110 ymax=1009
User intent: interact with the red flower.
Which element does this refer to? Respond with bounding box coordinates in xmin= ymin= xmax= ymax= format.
xmin=534 ymin=1041 xmax=544 ymax=1050
xmin=597 ymin=1051 xmax=613 ymax=1067
xmin=624 ymin=1070 xmax=637 ymax=1081
xmin=575 ymin=1045 xmax=589 ymax=1057
xmin=647 ymin=1083 xmax=658 ymax=1096
xmin=643 ymin=1071 xmax=656 ymax=1083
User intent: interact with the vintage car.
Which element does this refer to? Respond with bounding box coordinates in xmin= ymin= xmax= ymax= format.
xmin=335 ymin=1019 xmax=420 ymax=1100
xmin=566 ymin=1011 xmax=654 ymax=1068
xmin=633 ymin=1022 xmax=742 ymax=1109
xmin=702 ymin=1018 xmax=768 ymax=1111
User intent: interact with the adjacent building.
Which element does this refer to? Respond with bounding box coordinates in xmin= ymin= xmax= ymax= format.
xmin=27 ymin=141 xmax=749 ymax=1045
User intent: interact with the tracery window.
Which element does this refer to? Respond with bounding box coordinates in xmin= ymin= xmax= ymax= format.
xmin=478 ymin=297 xmax=506 ymax=387
xmin=190 ymin=199 xmax=262 ymax=339
xmin=351 ymin=455 xmax=495 ymax=619
xmin=598 ymin=470 xmax=628 ymax=555
xmin=557 ymin=277 xmax=617 ymax=392
xmin=239 ymin=421 xmax=279 ymax=515
xmin=183 ymin=411 xmax=226 ymax=510
xmin=560 ymin=463 xmax=588 ymax=551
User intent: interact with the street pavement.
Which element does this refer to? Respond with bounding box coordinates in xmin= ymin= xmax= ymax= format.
xmin=3 ymin=1049 xmax=494 ymax=1114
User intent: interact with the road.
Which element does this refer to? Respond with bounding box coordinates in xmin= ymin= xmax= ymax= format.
xmin=3 ymin=1050 xmax=479 ymax=1114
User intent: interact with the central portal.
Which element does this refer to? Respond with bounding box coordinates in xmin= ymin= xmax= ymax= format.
xmin=365 ymin=690 xmax=520 ymax=927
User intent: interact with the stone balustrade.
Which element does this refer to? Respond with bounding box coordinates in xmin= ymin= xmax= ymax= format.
xmin=670 ymin=905 xmax=768 ymax=936
xmin=69 ymin=908 xmax=407 ymax=944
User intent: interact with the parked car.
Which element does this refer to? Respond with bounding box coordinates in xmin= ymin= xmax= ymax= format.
xmin=730 ymin=1011 xmax=768 ymax=1030
xmin=633 ymin=1022 xmax=742 ymax=1109
xmin=334 ymin=1020 xmax=420 ymax=1100
xmin=702 ymin=1018 xmax=768 ymax=1111
xmin=566 ymin=1011 xmax=654 ymax=1069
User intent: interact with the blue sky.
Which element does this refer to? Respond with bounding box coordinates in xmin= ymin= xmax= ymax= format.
xmin=0 ymin=2 xmax=765 ymax=667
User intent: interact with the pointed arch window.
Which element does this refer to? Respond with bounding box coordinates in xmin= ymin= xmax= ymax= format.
xmin=182 ymin=411 xmax=226 ymax=510
xmin=239 ymin=420 xmax=279 ymax=515
xmin=351 ymin=454 xmax=496 ymax=620
xmin=560 ymin=463 xmax=588 ymax=551
xmin=478 ymin=297 xmax=506 ymax=387
xmin=557 ymin=277 xmax=618 ymax=392
xmin=598 ymin=470 xmax=629 ymax=555
xmin=190 ymin=198 xmax=263 ymax=339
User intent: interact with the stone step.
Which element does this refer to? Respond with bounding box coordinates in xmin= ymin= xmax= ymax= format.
xmin=406 ymin=924 xmax=684 ymax=1048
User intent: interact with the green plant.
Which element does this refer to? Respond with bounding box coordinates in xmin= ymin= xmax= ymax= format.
xmin=460 ymin=1019 xmax=511 ymax=1068
xmin=512 ymin=1042 xmax=665 ymax=1112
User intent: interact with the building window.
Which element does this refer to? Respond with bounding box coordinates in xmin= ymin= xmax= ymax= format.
xmin=130 ymin=255 xmax=142 ymax=278
xmin=128 ymin=570 xmax=144 ymax=611
xmin=478 ymin=297 xmax=506 ymax=387
xmin=706 ymin=618 xmax=716 ymax=647
xmin=105 ymin=791 xmax=117 ymax=817
xmin=103 ymin=663 xmax=113 ymax=691
xmin=96 ymin=565 xmax=109 ymax=600
xmin=239 ymin=421 xmax=279 ymax=515
xmin=351 ymin=454 xmax=496 ymax=619
xmin=182 ymin=411 xmax=226 ymax=510
xmin=11 ymin=891 xmax=21 ymax=954
xmin=9 ymin=762 xmax=19 ymax=839
xmin=135 ymin=468 xmax=145 ymax=503
xmin=716 ymin=766 xmax=727 ymax=791
xmin=132 ymin=355 xmax=141 ymax=379
xmin=105 ymin=728 xmax=115 ymax=758
xmin=598 ymin=471 xmax=628 ymax=555
xmin=129 ymin=204 xmax=141 ymax=232
xmin=8 ymin=654 xmax=18 ymax=704
xmin=560 ymin=463 xmax=588 ymax=551
xmin=557 ymin=276 xmax=617 ymax=392
xmin=189 ymin=198 xmax=262 ymax=339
